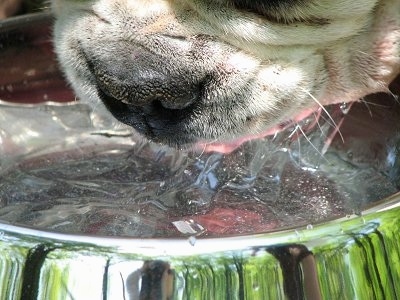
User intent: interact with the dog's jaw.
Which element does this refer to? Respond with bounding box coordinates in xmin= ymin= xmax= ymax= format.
xmin=53 ymin=0 xmax=400 ymax=147
xmin=320 ymin=0 xmax=400 ymax=105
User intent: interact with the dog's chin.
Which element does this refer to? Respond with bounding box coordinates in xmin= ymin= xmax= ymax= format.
xmin=99 ymin=74 xmax=400 ymax=154
xmin=98 ymin=86 xmax=318 ymax=152
xmin=53 ymin=0 xmax=399 ymax=152
xmin=199 ymin=75 xmax=400 ymax=153
xmin=98 ymin=90 xmax=199 ymax=146
xmin=99 ymin=90 xmax=221 ymax=147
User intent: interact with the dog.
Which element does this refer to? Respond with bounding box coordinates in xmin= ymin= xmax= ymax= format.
xmin=52 ymin=0 xmax=400 ymax=148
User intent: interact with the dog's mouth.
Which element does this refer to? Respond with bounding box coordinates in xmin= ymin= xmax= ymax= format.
xmin=80 ymin=31 xmax=400 ymax=152
xmin=83 ymin=44 xmax=271 ymax=148
xmin=98 ymin=83 xmax=320 ymax=153
xmin=195 ymin=107 xmax=320 ymax=153
xmin=88 ymin=67 xmax=314 ymax=150
xmin=89 ymin=48 xmax=400 ymax=152
xmin=98 ymin=88 xmax=200 ymax=145
xmin=80 ymin=43 xmax=204 ymax=145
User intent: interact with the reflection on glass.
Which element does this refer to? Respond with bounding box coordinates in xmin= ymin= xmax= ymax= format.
xmin=0 ymin=12 xmax=400 ymax=299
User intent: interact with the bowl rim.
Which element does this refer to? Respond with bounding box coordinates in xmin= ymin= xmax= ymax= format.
xmin=1 ymin=12 xmax=399 ymax=254
xmin=0 ymin=190 xmax=398 ymax=256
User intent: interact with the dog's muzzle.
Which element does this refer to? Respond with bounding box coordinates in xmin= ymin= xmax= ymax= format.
xmin=85 ymin=43 xmax=210 ymax=143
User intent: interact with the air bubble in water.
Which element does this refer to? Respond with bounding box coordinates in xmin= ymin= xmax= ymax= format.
xmin=340 ymin=102 xmax=351 ymax=114
xmin=188 ymin=236 xmax=196 ymax=246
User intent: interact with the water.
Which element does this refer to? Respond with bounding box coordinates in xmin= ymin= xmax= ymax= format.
xmin=1 ymin=12 xmax=399 ymax=238
xmin=0 ymin=99 xmax=398 ymax=237
xmin=0 ymin=13 xmax=400 ymax=299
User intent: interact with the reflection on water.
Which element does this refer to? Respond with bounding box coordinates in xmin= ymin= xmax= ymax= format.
xmin=1 ymin=13 xmax=400 ymax=299
xmin=0 ymin=98 xmax=399 ymax=237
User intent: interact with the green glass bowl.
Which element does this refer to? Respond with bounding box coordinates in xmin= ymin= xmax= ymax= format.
xmin=1 ymin=13 xmax=400 ymax=299
xmin=0 ymin=194 xmax=399 ymax=299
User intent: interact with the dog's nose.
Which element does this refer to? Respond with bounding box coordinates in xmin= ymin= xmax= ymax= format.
xmin=90 ymin=51 xmax=201 ymax=110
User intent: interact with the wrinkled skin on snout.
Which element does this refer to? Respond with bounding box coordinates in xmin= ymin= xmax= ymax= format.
xmin=53 ymin=0 xmax=400 ymax=146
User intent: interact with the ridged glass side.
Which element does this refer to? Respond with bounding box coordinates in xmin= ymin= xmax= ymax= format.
xmin=0 ymin=197 xmax=398 ymax=299
xmin=1 ymin=12 xmax=399 ymax=300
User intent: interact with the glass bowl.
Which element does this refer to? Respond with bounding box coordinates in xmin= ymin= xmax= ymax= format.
xmin=0 ymin=12 xmax=400 ymax=299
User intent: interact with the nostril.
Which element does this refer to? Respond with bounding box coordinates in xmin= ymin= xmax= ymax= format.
xmin=92 ymin=65 xmax=200 ymax=110
xmin=152 ymin=84 xmax=200 ymax=110
xmin=94 ymin=70 xmax=130 ymax=102
xmin=142 ymin=98 xmax=192 ymax=121
xmin=81 ymin=42 xmax=207 ymax=112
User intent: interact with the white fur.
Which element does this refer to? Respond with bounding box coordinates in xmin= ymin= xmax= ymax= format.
xmin=52 ymin=0 xmax=400 ymax=142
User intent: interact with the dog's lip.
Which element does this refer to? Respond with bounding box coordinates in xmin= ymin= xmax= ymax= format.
xmin=80 ymin=47 xmax=200 ymax=145
xmin=98 ymin=89 xmax=154 ymax=136
xmin=194 ymin=107 xmax=319 ymax=153
xmin=78 ymin=32 xmax=400 ymax=152
xmin=97 ymin=87 xmax=201 ymax=144
xmin=97 ymin=78 xmax=320 ymax=151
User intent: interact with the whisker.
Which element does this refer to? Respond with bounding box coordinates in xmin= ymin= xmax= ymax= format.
xmin=359 ymin=98 xmax=392 ymax=108
xmin=195 ymin=138 xmax=219 ymax=157
xmin=296 ymin=123 xmax=330 ymax=163
xmin=312 ymin=109 xmax=327 ymax=138
xmin=360 ymin=97 xmax=373 ymax=117
xmin=197 ymin=142 xmax=208 ymax=157
xmin=303 ymin=108 xmax=324 ymax=136
xmin=321 ymin=116 xmax=346 ymax=155
xmin=318 ymin=111 xmax=336 ymax=129
xmin=392 ymin=94 xmax=399 ymax=104
xmin=300 ymin=88 xmax=345 ymax=143
xmin=386 ymin=89 xmax=399 ymax=104
xmin=288 ymin=124 xmax=299 ymax=139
